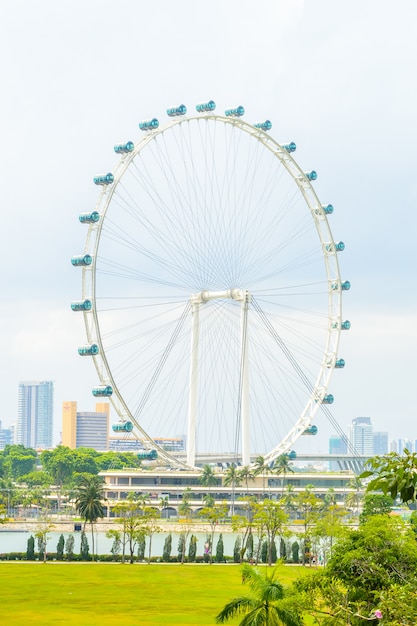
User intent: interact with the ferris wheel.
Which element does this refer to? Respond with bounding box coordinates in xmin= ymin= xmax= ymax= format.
xmin=71 ymin=100 xmax=350 ymax=470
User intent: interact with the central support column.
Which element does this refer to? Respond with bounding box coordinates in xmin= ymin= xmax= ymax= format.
xmin=187 ymin=288 xmax=251 ymax=468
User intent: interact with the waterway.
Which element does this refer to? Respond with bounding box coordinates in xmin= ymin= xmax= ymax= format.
xmin=0 ymin=528 xmax=241 ymax=557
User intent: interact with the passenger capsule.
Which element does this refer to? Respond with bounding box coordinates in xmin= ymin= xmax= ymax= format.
xmin=282 ymin=142 xmax=296 ymax=153
xmin=79 ymin=211 xmax=100 ymax=224
xmin=302 ymin=425 xmax=318 ymax=436
xmin=324 ymin=241 xmax=345 ymax=254
xmin=323 ymin=204 xmax=334 ymax=215
xmin=253 ymin=120 xmax=272 ymax=131
xmin=322 ymin=394 xmax=334 ymax=404
xmin=92 ymin=385 xmax=113 ymax=397
xmin=78 ymin=344 xmax=99 ymax=356
xmin=305 ymin=170 xmax=318 ymax=181
xmin=166 ymin=104 xmax=187 ymax=117
xmin=139 ymin=118 xmax=159 ymax=131
xmin=225 ymin=105 xmax=245 ymax=117
xmin=114 ymin=141 xmax=134 ymax=154
xmin=137 ymin=449 xmax=158 ymax=460
xmin=71 ymin=254 xmax=92 ymax=267
xmin=285 ymin=450 xmax=297 ymax=460
xmin=331 ymin=280 xmax=351 ymax=291
xmin=94 ymin=173 xmax=114 ymax=186
xmin=71 ymin=299 xmax=92 ymax=312
xmin=196 ymin=100 xmax=216 ymax=112
xmin=341 ymin=320 xmax=351 ymax=330
xmin=335 ymin=358 xmax=345 ymax=368
xmin=112 ymin=421 xmax=133 ymax=432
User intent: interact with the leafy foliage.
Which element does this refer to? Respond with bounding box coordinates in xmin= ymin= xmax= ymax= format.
xmin=361 ymin=449 xmax=417 ymax=503
xmin=216 ymin=563 xmax=302 ymax=626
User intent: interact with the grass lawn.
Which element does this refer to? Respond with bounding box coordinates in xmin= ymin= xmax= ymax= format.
xmin=0 ymin=563 xmax=313 ymax=625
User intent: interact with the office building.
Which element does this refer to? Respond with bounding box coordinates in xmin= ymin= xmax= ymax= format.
xmin=348 ymin=417 xmax=373 ymax=455
xmin=373 ymin=431 xmax=388 ymax=455
xmin=17 ymin=381 xmax=54 ymax=448
xmin=62 ymin=401 xmax=110 ymax=451
xmin=0 ymin=421 xmax=14 ymax=450
xmin=328 ymin=435 xmax=348 ymax=470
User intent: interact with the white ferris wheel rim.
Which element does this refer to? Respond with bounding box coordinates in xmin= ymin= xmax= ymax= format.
xmin=79 ymin=111 xmax=344 ymax=469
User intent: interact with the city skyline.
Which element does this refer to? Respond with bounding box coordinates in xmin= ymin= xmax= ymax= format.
xmin=1 ymin=1 xmax=416 ymax=451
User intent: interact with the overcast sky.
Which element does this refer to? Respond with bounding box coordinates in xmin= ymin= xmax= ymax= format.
xmin=1 ymin=0 xmax=416 ymax=452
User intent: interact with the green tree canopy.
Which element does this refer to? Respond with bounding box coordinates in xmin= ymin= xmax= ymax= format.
xmin=74 ymin=475 xmax=105 ymax=560
xmin=361 ymin=449 xmax=417 ymax=503
xmin=216 ymin=563 xmax=302 ymax=626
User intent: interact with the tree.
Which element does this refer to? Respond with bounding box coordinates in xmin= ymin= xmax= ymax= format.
xmin=199 ymin=465 xmax=218 ymax=492
xmin=56 ymin=534 xmax=65 ymax=560
xmin=296 ymin=515 xmax=417 ymax=625
xmin=345 ymin=475 xmax=365 ymax=517
xmin=65 ymin=534 xmax=75 ymax=561
xmin=361 ymin=449 xmax=417 ymax=504
xmin=216 ymin=533 xmax=224 ymax=563
xmin=163 ymin=533 xmax=172 ymax=562
xmin=216 ymin=563 xmax=302 ymax=626
xmin=35 ymin=518 xmax=54 ymax=563
xmin=80 ymin=531 xmax=90 ymax=561
xmin=113 ymin=499 xmax=144 ymax=564
xmin=74 ymin=475 xmax=105 ymax=561
xmin=273 ymin=455 xmax=294 ymax=499
xmin=177 ymin=533 xmax=185 ymax=562
xmin=224 ymin=464 xmax=242 ymax=515
xmin=26 ymin=535 xmax=35 ymax=560
xmin=199 ymin=501 xmax=228 ymax=564
xmin=359 ymin=492 xmax=394 ymax=523
xmin=141 ymin=506 xmax=161 ymax=563
xmin=238 ymin=466 xmax=255 ymax=495
xmin=233 ymin=535 xmax=242 ymax=563
xmin=254 ymin=456 xmax=272 ymax=496
xmin=188 ymin=534 xmax=197 ymax=562
xmin=293 ymin=486 xmax=321 ymax=565
xmin=253 ymin=499 xmax=289 ymax=566
xmin=109 ymin=530 xmax=122 ymax=560
xmin=2 ymin=445 xmax=37 ymax=479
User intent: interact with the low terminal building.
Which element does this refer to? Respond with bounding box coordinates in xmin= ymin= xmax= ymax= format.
xmin=99 ymin=467 xmax=359 ymax=518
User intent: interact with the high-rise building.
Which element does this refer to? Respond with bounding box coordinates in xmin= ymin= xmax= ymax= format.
xmin=373 ymin=431 xmax=388 ymax=455
xmin=62 ymin=401 xmax=110 ymax=450
xmin=0 ymin=421 xmax=14 ymax=450
xmin=17 ymin=381 xmax=54 ymax=448
xmin=348 ymin=417 xmax=373 ymax=455
xmin=328 ymin=435 xmax=348 ymax=470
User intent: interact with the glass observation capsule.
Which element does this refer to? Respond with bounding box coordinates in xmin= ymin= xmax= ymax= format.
xmin=139 ymin=118 xmax=159 ymax=131
xmin=112 ymin=421 xmax=133 ymax=432
xmin=92 ymin=385 xmax=113 ymax=397
xmin=78 ymin=344 xmax=99 ymax=356
xmin=341 ymin=320 xmax=351 ymax=330
xmin=323 ymin=204 xmax=334 ymax=215
xmin=166 ymin=104 xmax=187 ymax=117
xmin=335 ymin=358 xmax=345 ymax=368
xmin=79 ymin=211 xmax=100 ymax=224
xmin=285 ymin=450 xmax=297 ymax=460
xmin=324 ymin=241 xmax=345 ymax=253
xmin=282 ymin=142 xmax=296 ymax=153
xmin=137 ymin=449 xmax=158 ymax=460
xmin=305 ymin=170 xmax=318 ymax=181
xmin=71 ymin=299 xmax=92 ymax=312
xmin=196 ymin=100 xmax=216 ymax=112
xmin=225 ymin=105 xmax=245 ymax=117
xmin=94 ymin=173 xmax=114 ymax=186
xmin=71 ymin=254 xmax=92 ymax=267
xmin=322 ymin=394 xmax=334 ymax=404
xmin=254 ymin=120 xmax=272 ymax=131
xmin=331 ymin=280 xmax=351 ymax=291
xmin=114 ymin=141 xmax=134 ymax=154
xmin=302 ymin=425 xmax=318 ymax=436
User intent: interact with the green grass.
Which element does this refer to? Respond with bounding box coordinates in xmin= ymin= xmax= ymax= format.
xmin=0 ymin=563 xmax=312 ymax=625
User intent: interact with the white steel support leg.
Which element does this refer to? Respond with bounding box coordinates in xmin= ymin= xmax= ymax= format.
xmin=187 ymin=301 xmax=200 ymax=467
xmin=240 ymin=291 xmax=250 ymax=466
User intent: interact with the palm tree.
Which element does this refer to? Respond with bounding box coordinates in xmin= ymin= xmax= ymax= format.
xmin=74 ymin=475 xmax=105 ymax=561
xmin=216 ymin=563 xmax=302 ymax=626
xmin=273 ymin=455 xmax=294 ymax=500
xmin=199 ymin=464 xmax=218 ymax=492
xmin=345 ymin=475 xmax=364 ymax=517
xmin=254 ymin=456 xmax=272 ymax=497
xmin=239 ymin=466 xmax=255 ymax=495
xmin=224 ymin=465 xmax=242 ymax=515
